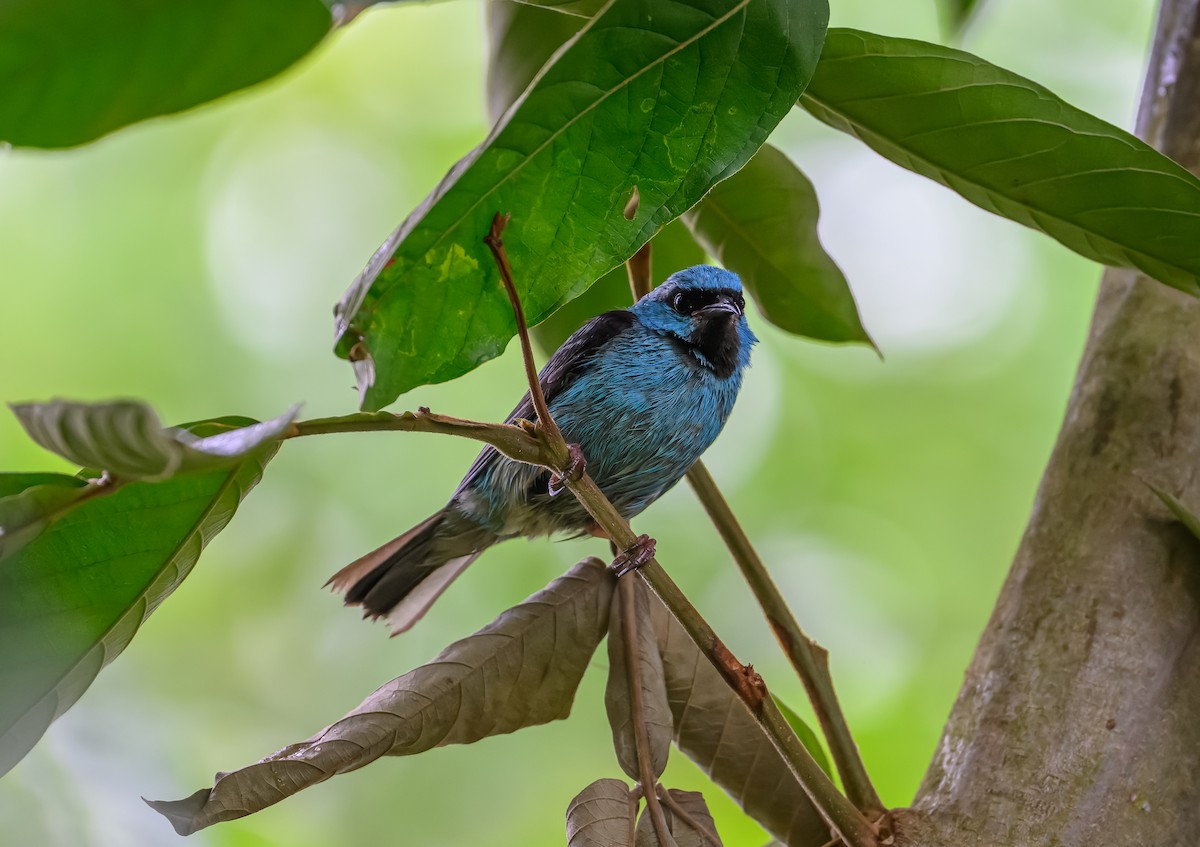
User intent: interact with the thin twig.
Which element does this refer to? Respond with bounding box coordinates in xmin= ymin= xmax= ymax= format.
xmin=483 ymin=213 xmax=567 ymax=461
xmin=627 ymin=785 xmax=643 ymax=845
xmin=626 ymin=233 xmax=885 ymax=823
xmin=285 ymin=409 xmax=546 ymax=467
xmin=484 ymin=222 xmax=877 ymax=847
xmin=686 ymin=464 xmax=886 ymax=821
xmin=619 ymin=575 xmax=677 ymax=847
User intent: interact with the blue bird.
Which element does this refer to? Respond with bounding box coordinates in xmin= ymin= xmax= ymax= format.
xmin=329 ymin=265 xmax=757 ymax=633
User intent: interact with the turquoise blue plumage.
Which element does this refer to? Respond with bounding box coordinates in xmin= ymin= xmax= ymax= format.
xmin=329 ymin=265 xmax=757 ymax=633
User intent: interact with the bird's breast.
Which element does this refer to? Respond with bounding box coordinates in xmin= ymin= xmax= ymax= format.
xmin=459 ymin=324 xmax=747 ymax=537
xmin=548 ymin=329 xmax=742 ymax=496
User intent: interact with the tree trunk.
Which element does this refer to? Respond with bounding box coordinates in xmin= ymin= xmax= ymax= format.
xmin=899 ymin=1 xmax=1200 ymax=844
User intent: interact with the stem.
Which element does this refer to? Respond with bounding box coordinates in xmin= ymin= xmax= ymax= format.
xmin=483 ymin=213 xmax=568 ymax=461
xmin=686 ymin=462 xmax=886 ymax=820
xmin=619 ymin=575 xmax=677 ymax=847
xmin=285 ymin=409 xmax=546 ymax=467
xmin=626 ymin=230 xmax=884 ymax=821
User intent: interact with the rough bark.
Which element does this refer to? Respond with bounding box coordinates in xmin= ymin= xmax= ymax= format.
xmin=902 ymin=2 xmax=1200 ymax=845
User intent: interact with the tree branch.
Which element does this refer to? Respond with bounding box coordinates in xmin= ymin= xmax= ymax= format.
xmin=484 ymin=213 xmax=568 ymax=464
xmin=685 ymin=462 xmax=886 ymax=821
xmin=285 ymin=408 xmax=547 ymax=467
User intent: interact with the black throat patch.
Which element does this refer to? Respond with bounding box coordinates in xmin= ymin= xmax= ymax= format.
xmin=687 ymin=315 xmax=741 ymax=379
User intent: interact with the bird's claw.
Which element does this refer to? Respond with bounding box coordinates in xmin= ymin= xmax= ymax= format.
xmin=548 ymin=443 xmax=586 ymax=497
xmin=610 ymin=534 xmax=656 ymax=577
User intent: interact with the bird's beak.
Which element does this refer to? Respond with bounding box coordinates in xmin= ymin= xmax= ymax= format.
xmin=699 ymin=293 xmax=743 ymax=317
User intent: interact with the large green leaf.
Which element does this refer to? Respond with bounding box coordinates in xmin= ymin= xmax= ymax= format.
xmin=486 ymin=0 xmax=708 ymax=355
xmin=335 ymin=0 xmax=829 ymax=409
xmin=0 ymin=418 xmax=280 ymax=777
xmin=149 ymin=559 xmax=614 ymax=835
xmin=800 ymin=29 xmax=1200 ymax=296
xmin=10 ymin=399 xmax=298 ymax=481
xmin=488 ymin=2 xmax=851 ymax=350
xmin=0 ymin=0 xmax=332 ymax=149
xmin=683 ymin=143 xmax=869 ymax=345
xmin=487 ymin=0 xmax=587 ymax=124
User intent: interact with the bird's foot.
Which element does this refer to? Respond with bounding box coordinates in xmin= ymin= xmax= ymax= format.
xmin=610 ymin=534 xmax=656 ymax=577
xmin=548 ymin=443 xmax=587 ymax=497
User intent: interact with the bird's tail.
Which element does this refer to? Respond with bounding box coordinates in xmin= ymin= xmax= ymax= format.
xmin=326 ymin=508 xmax=493 ymax=635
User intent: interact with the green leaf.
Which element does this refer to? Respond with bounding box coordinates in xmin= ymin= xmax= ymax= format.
xmin=683 ymin=143 xmax=870 ymax=345
xmin=335 ymin=0 xmax=829 ymax=409
xmin=567 ymin=779 xmax=636 ymax=847
xmin=771 ymin=695 xmax=833 ymax=779
xmin=11 ymin=399 xmax=298 ymax=481
xmin=1148 ymin=484 xmax=1200 ymax=543
xmin=0 ymin=418 xmax=280 ymax=777
xmin=605 ymin=580 xmax=673 ymax=781
xmin=0 ymin=473 xmax=90 ymax=558
xmin=800 ymin=29 xmax=1200 ymax=296
xmin=149 ymin=559 xmax=614 ymax=835
xmin=635 ymin=789 xmax=723 ymax=847
xmin=648 ymin=590 xmax=828 ymax=846
xmin=488 ymin=0 xmax=706 ymax=356
xmin=487 ymin=0 xmax=587 ymax=124
xmin=533 ymin=220 xmax=707 ymax=353
xmin=0 ymin=0 xmax=332 ymax=149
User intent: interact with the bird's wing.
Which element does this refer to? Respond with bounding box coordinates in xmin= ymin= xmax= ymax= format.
xmin=453 ymin=309 xmax=635 ymax=496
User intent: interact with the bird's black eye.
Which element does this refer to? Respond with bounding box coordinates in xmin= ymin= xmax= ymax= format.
xmin=672 ymin=292 xmax=688 ymax=313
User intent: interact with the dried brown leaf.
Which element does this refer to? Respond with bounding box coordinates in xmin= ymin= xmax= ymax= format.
xmin=647 ymin=591 xmax=830 ymax=846
xmin=566 ymin=778 xmax=636 ymax=847
xmin=149 ymin=558 xmax=613 ymax=835
xmin=606 ymin=580 xmax=673 ymax=781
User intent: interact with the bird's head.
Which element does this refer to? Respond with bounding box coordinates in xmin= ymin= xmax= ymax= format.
xmin=631 ymin=265 xmax=757 ymax=379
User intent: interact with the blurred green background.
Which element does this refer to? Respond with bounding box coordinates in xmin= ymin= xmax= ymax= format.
xmin=0 ymin=0 xmax=1157 ymax=844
